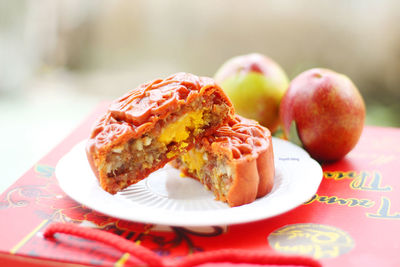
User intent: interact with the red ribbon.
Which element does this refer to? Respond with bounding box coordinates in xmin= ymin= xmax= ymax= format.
xmin=44 ymin=222 xmax=322 ymax=267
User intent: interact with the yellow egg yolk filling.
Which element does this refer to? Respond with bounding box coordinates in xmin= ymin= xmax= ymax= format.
xmin=158 ymin=109 xmax=205 ymax=158
xmin=180 ymin=148 xmax=206 ymax=176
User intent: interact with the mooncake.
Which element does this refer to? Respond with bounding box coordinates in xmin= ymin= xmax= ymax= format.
xmin=172 ymin=115 xmax=274 ymax=207
xmin=86 ymin=72 xmax=234 ymax=194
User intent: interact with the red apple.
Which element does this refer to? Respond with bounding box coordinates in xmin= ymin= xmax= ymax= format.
xmin=214 ymin=53 xmax=289 ymax=133
xmin=280 ymin=68 xmax=366 ymax=162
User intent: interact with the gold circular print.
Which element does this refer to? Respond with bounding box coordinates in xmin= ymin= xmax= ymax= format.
xmin=268 ymin=223 xmax=354 ymax=259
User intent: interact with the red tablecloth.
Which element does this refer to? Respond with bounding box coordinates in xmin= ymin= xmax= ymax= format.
xmin=1 ymin=104 xmax=399 ymax=266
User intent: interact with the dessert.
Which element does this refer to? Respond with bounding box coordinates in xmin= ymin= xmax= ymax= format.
xmin=172 ymin=115 xmax=274 ymax=207
xmin=86 ymin=72 xmax=234 ymax=194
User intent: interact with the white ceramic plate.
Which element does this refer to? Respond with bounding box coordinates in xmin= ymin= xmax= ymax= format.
xmin=55 ymin=138 xmax=322 ymax=226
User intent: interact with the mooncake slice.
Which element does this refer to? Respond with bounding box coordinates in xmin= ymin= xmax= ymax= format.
xmin=172 ymin=115 xmax=274 ymax=207
xmin=86 ymin=72 xmax=234 ymax=194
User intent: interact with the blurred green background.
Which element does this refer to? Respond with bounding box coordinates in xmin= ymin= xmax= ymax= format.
xmin=1 ymin=0 xmax=400 ymax=191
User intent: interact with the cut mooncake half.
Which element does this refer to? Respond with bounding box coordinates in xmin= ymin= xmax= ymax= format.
xmin=172 ymin=115 xmax=274 ymax=207
xmin=86 ymin=72 xmax=234 ymax=194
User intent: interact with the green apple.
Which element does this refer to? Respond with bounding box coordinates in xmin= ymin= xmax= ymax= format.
xmin=214 ymin=53 xmax=289 ymax=133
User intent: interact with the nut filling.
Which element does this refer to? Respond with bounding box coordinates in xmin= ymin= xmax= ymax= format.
xmin=101 ymin=97 xmax=230 ymax=193
xmin=177 ymin=147 xmax=234 ymax=202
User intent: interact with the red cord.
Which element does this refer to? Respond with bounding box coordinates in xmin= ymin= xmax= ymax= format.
xmin=43 ymin=222 xmax=322 ymax=267
xmin=44 ymin=222 xmax=164 ymax=267
xmin=176 ymin=249 xmax=322 ymax=267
